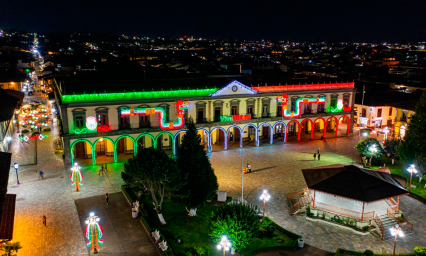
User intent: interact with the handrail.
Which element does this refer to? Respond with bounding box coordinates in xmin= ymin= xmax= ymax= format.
xmin=386 ymin=197 xmax=398 ymax=206
xmin=374 ymin=213 xmax=385 ymax=240
xmin=387 ymin=206 xmax=413 ymax=231
xmin=290 ymin=195 xmax=312 ymax=215
xmin=314 ymin=201 xmax=366 ymax=221
xmin=287 ymin=189 xmax=309 ymax=200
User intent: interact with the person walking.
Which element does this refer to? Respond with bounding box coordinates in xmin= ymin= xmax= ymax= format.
xmin=98 ymin=165 xmax=103 ymax=176
xmin=104 ymin=163 xmax=107 ymax=173
xmin=39 ymin=171 xmax=44 ymax=179
xmin=105 ymin=193 xmax=109 ymax=204
xmin=247 ymin=164 xmax=251 ymax=173
xmin=318 ymin=154 xmax=321 ymax=161
xmin=317 ymin=146 xmax=320 ymax=154
xmin=42 ymin=215 xmax=46 ymax=227
xmin=314 ymin=153 xmax=316 ymax=160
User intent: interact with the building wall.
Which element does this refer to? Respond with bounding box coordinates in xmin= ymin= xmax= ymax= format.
xmin=354 ymin=104 xmax=395 ymax=129
xmin=393 ymin=108 xmax=415 ymax=139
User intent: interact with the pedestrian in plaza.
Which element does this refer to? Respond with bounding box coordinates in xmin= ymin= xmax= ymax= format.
xmin=42 ymin=215 xmax=46 ymax=227
xmin=313 ymin=153 xmax=316 ymax=160
xmin=104 ymin=163 xmax=107 ymax=173
xmin=230 ymin=132 xmax=234 ymax=142
xmin=105 ymin=193 xmax=109 ymax=204
xmin=98 ymin=165 xmax=103 ymax=176
xmin=39 ymin=171 xmax=44 ymax=179
xmin=318 ymin=154 xmax=321 ymax=161
xmin=317 ymin=146 xmax=320 ymax=154
xmin=247 ymin=163 xmax=251 ymax=173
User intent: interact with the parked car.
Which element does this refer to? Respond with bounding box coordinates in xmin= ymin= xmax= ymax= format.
xmin=378 ymin=127 xmax=393 ymax=134
xmin=360 ymin=128 xmax=375 ymax=135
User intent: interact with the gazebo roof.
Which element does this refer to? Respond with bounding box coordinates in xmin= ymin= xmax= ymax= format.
xmin=302 ymin=164 xmax=408 ymax=202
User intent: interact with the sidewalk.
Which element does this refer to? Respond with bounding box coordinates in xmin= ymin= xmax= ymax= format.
xmin=75 ymin=192 xmax=158 ymax=255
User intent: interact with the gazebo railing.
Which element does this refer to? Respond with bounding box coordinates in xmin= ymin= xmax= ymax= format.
xmin=386 ymin=197 xmax=398 ymax=207
xmin=287 ymin=189 xmax=309 ymax=199
xmin=290 ymin=195 xmax=312 ymax=214
xmin=314 ymin=201 xmax=373 ymax=221
xmin=374 ymin=213 xmax=385 ymax=240
xmin=387 ymin=206 xmax=413 ymax=231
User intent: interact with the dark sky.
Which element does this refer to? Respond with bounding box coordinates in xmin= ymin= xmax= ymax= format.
xmin=1 ymin=0 xmax=425 ymax=42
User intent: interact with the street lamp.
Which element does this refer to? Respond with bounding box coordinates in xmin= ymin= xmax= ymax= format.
xmin=390 ymin=225 xmax=404 ymax=256
xmin=13 ymin=163 xmax=20 ymax=185
xmin=260 ymin=190 xmax=271 ymax=220
xmin=216 ymin=236 xmax=231 ymax=256
xmin=407 ymin=164 xmax=417 ymax=191
xmin=85 ymin=212 xmax=104 ymax=253
xmin=369 ymin=144 xmax=377 ymax=166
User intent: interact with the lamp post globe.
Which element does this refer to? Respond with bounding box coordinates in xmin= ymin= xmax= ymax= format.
xmin=217 ymin=236 xmax=231 ymax=256
xmin=260 ymin=190 xmax=271 ymax=220
xmin=13 ymin=163 xmax=20 ymax=185
xmin=369 ymin=144 xmax=377 ymax=166
xmin=407 ymin=164 xmax=417 ymax=191
xmin=390 ymin=225 xmax=403 ymax=256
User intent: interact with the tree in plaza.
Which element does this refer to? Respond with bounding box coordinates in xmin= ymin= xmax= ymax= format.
xmin=122 ymin=147 xmax=185 ymax=224
xmin=176 ymin=118 xmax=218 ymax=217
xmin=384 ymin=138 xmax=402 ymax=159
xmin=209 ymin=202 xmax=260 ymax=252
xmin=355 ymin=138 xmax=384 ymax=158
xmin=0 ymin=241 xmax=22 ymax=256
xmin=399 ymin=92 xmax=426 ymax=178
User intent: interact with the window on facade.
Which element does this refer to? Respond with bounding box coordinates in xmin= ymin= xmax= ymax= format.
xmin=377 ymin=108 xmax=382 ymax=117
xmin=304 ymin=103 xmax=312 ymax=114
xmin=343 ymin=94 xmax=350 ymax=107
xmin=247 ymin=105 xmax=254 ymax=117
xmin=231 ymin=106 xmax=238 ymax=115
xmin=75 ymin=115 xmax=84 ymax=128
xmin=214 ymin=107 xmax=221 ymax=122
xmin=97 ymin=114 xmax=107 ymax=126
xmin=330 ymin=95 xmax=338 ymax=108
xmin=276 ymin=104 xmax=282 ymax=117
xmin=291 ymin=97 xmax=298 ymax=112
xmin=317 ymin=102 xmax=325 ymax=113
xmin=389 ymin=108 xmax=393 ymax=116
xmin=401 ymin=111 xmax=407 ymax=122
xmin=262 ymin=104 xmax=269 ymax=117
xmin=140 ymin=115 xmax=150 ymax=128
xmin=197 ymin=108 xmax=204 ymax=123
xmin=120 ymin=116 xmax=130 ymax=129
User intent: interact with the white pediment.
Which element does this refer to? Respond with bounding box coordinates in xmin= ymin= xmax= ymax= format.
xmin=211 ymin=80 xmax=258 ymax=97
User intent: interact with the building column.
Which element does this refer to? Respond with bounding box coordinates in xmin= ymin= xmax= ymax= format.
xmin=361 ymin=201 xmax=365 ymax=221
xmin=313 ymin=190 xmax=316 ymax=208
xmin=63 ymin=136 xmax=72 ymax=168
xmin=397 ymin=196 xmax=400 ymax=212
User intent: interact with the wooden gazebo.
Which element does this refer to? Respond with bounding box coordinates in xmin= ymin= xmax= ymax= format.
xmin=301 ymin=164 xmax=408 ymax=221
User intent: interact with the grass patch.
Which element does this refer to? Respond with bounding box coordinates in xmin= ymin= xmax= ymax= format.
xmin=140 ymin=196 xmax=295 ymax=256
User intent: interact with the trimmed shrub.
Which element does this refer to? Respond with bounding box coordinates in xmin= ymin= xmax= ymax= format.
xmin=362 ymin=226 xmax=370 ymax=231
xmin=31 ymin=131 xmax=40 ymax=136
xmin=43 ymin=127 xmax=51 ymax=132
xmin=21 ymin=129 xmax=29 ymax=133
xmin=364 ymin=249 xmax=374 ymax=256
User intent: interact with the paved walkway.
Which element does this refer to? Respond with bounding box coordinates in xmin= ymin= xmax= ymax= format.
xmin=209 ymin=135 xmax=426 ymax=254
xmin=7 ymin=121 xmax=426 ymax=255
xmin=75 ymin=192 xmax=157 ymax=255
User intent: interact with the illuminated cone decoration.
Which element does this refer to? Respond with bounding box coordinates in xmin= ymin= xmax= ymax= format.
xmin=85 ymin=212 xmax=104 ymax=252
xmin=70 ymin=163 xmax=83 ymax=191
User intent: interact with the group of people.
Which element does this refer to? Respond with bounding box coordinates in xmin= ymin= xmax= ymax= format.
xmin=98 ymin=163 xmax=108 ymax=176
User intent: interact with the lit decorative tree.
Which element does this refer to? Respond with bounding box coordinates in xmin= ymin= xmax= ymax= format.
xmin=85 ymin=212 xmax=104 ymax=253
xmin=70 ymin=163 xmax=83 ymax=191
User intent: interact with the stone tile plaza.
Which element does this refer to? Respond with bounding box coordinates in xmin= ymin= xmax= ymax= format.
xmin=5 ymin=120 xmax=426 ymax=255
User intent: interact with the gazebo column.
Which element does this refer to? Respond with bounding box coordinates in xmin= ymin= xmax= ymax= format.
xmin=361 ymin=202 xmax=365 ymax=221
xmin=313 ymin=190 xmax=316 ymax=208
xmin=397 ymin=196 xmax=400 ymax=212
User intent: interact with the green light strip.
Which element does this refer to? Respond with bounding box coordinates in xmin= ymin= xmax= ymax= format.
xmin=62 ymin=88 xmax=218 ymax=103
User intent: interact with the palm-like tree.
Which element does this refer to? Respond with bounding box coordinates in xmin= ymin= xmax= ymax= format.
xmin=0 ymin=241 xmax=22 ymax=256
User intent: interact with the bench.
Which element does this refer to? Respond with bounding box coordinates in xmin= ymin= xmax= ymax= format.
xmin=151 ymin=229 xmax=161 ymax=242
xmin=158 ymin=241 xmax=168 ymax=252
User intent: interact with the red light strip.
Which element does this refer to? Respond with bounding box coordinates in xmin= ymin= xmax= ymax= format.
xmin=252 ymin=83 xmax=354 ymax=93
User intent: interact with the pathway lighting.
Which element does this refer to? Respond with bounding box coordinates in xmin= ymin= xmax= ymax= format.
xmin=390 ymin=225 xmax=403 ymax=256
xmin=260 ymin=190 xmax=271 ymax=220
xmin=217 ymin=236 xmax=231 ymax=256
xmin=13 ymin=163 xmax=20 ymax=185
xmin=407 ymin=164 xmax=417 ymax=191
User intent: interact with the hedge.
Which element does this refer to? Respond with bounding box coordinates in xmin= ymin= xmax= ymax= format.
xmin=264 ymin=216 xmax=302 ymax=241
xmin=140 ymin=216 xmax=152 ymax=233
xmin=334 ymin=248 xmax=416 ymax=256
xmin=241 ymin=245 xmax=298 ymax=256
xmin=121 ymin=185 xmax=134 ymax=204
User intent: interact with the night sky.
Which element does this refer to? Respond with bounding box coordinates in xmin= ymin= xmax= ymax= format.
xmin=1 ymin=0 xmax=425 ymax=42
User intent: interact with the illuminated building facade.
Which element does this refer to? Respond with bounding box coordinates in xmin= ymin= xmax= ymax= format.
xmin=54 ymin=80 xmax=355 ymax=167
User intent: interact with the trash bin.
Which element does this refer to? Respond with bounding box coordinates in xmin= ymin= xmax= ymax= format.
xmin=132 ymin=210 xmax=138 ymax=218
xmin=298 ymin=238 xmax=304 ymax=248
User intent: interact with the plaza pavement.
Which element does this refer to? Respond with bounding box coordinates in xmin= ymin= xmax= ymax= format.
xmin=7 ymin=122 xmax=426 ymax=255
